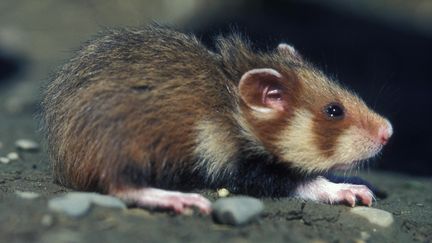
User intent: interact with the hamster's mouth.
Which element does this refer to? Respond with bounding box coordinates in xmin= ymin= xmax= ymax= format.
xmin=330 ymin=160 xmax=364 ymax=171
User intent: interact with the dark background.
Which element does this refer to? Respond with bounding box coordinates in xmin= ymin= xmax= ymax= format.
xmin=192 ymin=0 xmax=432 ymax=176
xmin=1 ymin=0 xmax=431 ymax=176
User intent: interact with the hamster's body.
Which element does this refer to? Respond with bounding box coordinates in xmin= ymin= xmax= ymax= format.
xmin=41 ymin=25 xmax=393 ymax=213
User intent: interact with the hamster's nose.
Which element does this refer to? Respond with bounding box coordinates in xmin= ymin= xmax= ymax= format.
xmin=378 ymin=120 xmax=393 ymax=145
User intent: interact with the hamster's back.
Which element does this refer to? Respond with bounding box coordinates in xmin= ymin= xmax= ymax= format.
xmin=41 ymin=25 xmax=235 ymax=192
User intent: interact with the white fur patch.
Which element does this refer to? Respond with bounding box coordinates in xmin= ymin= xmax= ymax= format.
xmin=277 ymin=109 xmax=329 ymax=172
xmin=250 ymin=106 xmax=274 ymax=113
xmin=294 ymin=176 xmax=339 ymax=202
xmin=277 ymin=43 xmax=296 ymax=56
xmin=194 ymin=120 xmax=237 ymax=180
xmin=294 ymin=176 xmax=374 ymax=205
xmin=241 ymin=68 xmax=282 ymax=81
xmin=249 ymin=105 xmax=278 ymax=120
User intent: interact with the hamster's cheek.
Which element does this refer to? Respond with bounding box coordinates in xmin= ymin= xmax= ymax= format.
xmin=332 ymin=126 xmax=382 ymax=164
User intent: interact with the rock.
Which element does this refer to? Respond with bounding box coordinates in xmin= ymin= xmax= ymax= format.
xmin=360 ymin=231 xmax=371 ymax=240
xmin=85 ymin=192 xmax=127 ymax=209
xmin=48 ymin=195 xmax=92 ymax=217
xmin=0 ymin=157 xmax=10 ymax=164
xmin=217 ymin=188 xmax=230 ymax=198
xmin=15 ymin=190 xmax=40 ymax=199
xmin=181 ymin=207 xmax=194 ymax=216
xmin=212 ymin=196 xmax=264 ymax=226
xmin=41 ymin=214 xmax=54 ymax=227
xmin=48 ymin=192 xmax=126 ymax=218
xmin=7 ymin=152 xmax=19 ymax=160
xmin=350 ymin=207 xmax=394 ymax=227
xmin=15 ymin=139 xmax=39 ymax=152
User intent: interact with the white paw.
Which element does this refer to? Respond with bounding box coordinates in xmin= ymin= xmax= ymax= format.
xmin=150 ymin=191 xmax=212 ymax=214
xmin=113 ymin=188 xmax=212 ymax=214
xmin=294 ymin=176 xmax=375 ymax=207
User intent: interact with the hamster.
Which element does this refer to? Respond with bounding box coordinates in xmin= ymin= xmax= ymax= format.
xmin=41 ymin=24 xmax=393 ymax=214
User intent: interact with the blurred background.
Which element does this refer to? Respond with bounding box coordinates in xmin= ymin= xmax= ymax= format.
xmin=0 ymin=0 xmax=431 ymax=176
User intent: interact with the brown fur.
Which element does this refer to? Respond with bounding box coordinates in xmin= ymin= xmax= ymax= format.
xmin=41 ymin=24 xmax=390 ymax=194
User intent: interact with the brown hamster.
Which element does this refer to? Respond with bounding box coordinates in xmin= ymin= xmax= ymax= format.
xmin=41 ymin=24 xmax=393 ymax=214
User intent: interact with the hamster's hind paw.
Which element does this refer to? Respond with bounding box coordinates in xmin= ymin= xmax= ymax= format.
xmin=112 ymin=187 xmax=212 ymax=214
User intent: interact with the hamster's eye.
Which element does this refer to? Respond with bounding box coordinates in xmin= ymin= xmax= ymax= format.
xmin=324 ymin=103 xmax=345 ymax=119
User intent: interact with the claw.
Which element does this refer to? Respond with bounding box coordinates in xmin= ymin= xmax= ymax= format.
xmin=339 ymin=190 xmax=356 ymax=207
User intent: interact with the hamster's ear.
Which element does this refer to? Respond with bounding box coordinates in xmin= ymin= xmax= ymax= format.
xmin=239 ymin=68 xmax=286 ymax=112
xmin=277 ymin=43 xmax=302 ymax=60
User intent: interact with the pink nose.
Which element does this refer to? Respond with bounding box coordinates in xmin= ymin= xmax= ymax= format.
xmin=378 ymin=121 xmax=393 ymax=145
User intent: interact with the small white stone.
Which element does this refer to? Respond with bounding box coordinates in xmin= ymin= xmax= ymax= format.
xmin=181 ymin=208 xmax=194 ymax=216
xmin=84 ymin=192 xmax=126 ymax=209
xmin=350 ymin=207 xmax=394 ymax=227
xmin=48 ymin=195 xmax=91 ymax=217
xmin=7 ymin=152 xmax=19 ymax=160
xmin=15 ymin=139 xmax=39 ymax=152
xmin=15 ymin=191 xmax=40 ymax=199
xmin=0 ymin=157 xmax=10 ymax=164
xmin=360 ymin=231 xmax=371 ymax=240
xmin=41 ymin=214 xmax=54 ymax=227
xmin=217 ymin=188 xmax=230 ymax=198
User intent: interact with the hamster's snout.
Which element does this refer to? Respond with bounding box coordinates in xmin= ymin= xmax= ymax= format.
xmin=378 ymin=120 xmax=393 ymax=145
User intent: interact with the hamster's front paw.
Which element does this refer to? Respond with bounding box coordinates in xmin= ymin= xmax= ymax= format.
xmin=294 ymin=176 xmax=375 ymax=207
xmin=327 ymin=183 xmax=374 ymax=207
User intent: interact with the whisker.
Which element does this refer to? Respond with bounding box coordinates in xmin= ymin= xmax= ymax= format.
xmin=373 ymin=79 xmax=390 ymax=110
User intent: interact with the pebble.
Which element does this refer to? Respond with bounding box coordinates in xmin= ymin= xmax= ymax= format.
xmin=350 ymin=207 xmax=394 ymax=227
xmin=212 ymin=196 xmax=264 ymax=226
xmin=217 ymin=188 xmax=230 ymax=197
xmin=360 ymin=231 xmax=371 ymax=240
xmin=15 ymin=139 xmax=39 ymax=152
xmin=0 ymin=157 xmax=10 ymax=164
xmin=49 ymin=195 xmax=91 ymax=217
xmin=7 ymin=152 xmax=19 ymax=160
xmin=48 ymin=192 xmax=126 ymax=218
xmin=41 ymin=214 xmax=54 ymax=227
xmin=15 ymin=190 xmax=40 ymax=199
xmin=85 ymin=192 xmax=127 ymax=209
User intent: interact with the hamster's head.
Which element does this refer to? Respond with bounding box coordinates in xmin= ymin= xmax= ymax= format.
xmin=237 ymin=43 xmax=393 ymax=173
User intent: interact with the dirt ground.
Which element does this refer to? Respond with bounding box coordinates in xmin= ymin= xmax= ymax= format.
xmin=0 ymin=111 xmax=431 ymax=243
